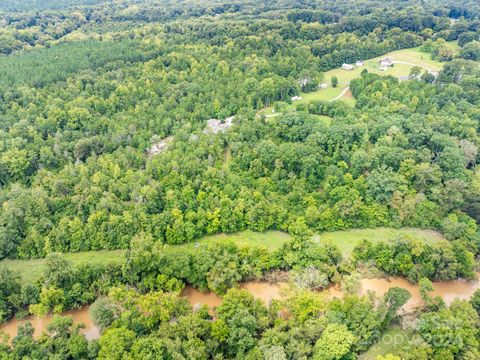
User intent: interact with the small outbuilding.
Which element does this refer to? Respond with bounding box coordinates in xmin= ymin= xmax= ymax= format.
xmin=355 ymin=60 xmax=365 ymax=67
xmin=291 ymin=95 xmax=302 ymax=101
xmin=319 ymin=83 xmax=328 ymax=89
xmin=341 ymin=63 xmax=354 ymax=70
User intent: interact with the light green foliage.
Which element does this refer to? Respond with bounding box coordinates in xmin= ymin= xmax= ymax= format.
xmin=341 ymin=272 xmax=361 ymax=294
xmin=316 ymin=228 xmax=444 ymax=255
xmin=376 ymin=355 xmax=401 ymax=360
xmin=89 ymin=297 xmax=119 ymax=331
xmin=419 ymin=278 xmax=434 ymax=302
xmin=314 ymin=323 xmax=356 ymax=360
xmin=287 ymin=290 xmax=326 ymax=323
xmin=98 ymin=327 xmax=136 ymax=360
xmin=418 ymin=300 xmax=480 ymax=359
xmin=0 ymin=0 xmax=480 ymax=359
xmin=29 ymin=287 xmax=65 ymax=316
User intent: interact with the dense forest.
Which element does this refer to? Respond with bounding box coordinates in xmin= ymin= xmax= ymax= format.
xmin=1 ymin=0 xmax=480 ymax=359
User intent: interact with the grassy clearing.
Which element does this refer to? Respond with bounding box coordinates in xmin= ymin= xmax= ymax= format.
xmin=1 ymin=250 xmax=125 ymax=284
xmin=1 ymin=227 xmax=444 ymax=283
xmin=257 ymin=45 xmax=447 ymax=117
xmin=223 ymin=144 xmax=232 ymax=168
xmin=314 ymin=227 xmax=445 ymax=255
xmin=1 ymin=231 xmax=290 ymax=283
xmin=164 ymin=230 xmax=291 ymax=254
xmin=311 ymin=114 xmax=333 ymax=126
xmin=299 ymin=46 xmax=444 ymax=103
xmin=359 ymin=326 xmax=414 ymax=360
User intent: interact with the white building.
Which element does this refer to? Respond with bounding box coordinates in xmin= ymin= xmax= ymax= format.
xmin=379 ymin=57 xmax=393 ymax=67
xmin=203 ymin=116 xmax=235 ymax=134
xmin=291 ymin=95 xmax=302 ymax=101
xmin=341 ymin=63 xmax=354 ymax=70
xmin=319 ymin=83 xmax=328 ymax=89
xmin=148 ymin=136 xmax=172 ymax=157
xmin=356 ymin=60 xmax=365 ymax=67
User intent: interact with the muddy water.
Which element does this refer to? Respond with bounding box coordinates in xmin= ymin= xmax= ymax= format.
xmin=182 ymin=281 xmax=288 ymax=309
xmin=240 ymin=281 xmax=288 ymax=303
xmin=182 ymin=286 xmax=223 ymax=308
xmin=354 ymin=275 xmax=480 ymax=312
xmin=0 ymin=307 xmax=99 ymax=342
xmin=182 ymin=277 xmax=480 ymax=314
xmin=2 ymin=276 xmax=480 ymax=341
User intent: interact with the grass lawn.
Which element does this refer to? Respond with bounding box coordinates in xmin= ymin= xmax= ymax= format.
xmin=304 ymin=46 xmax=444 ymax=102
xmin=1 ymin=227 xmax=444 ymax=284
xmin=314 ymin=227 xmax=445 ymax=255
xmin=257 ymin=45 xmax=449 ymax=117
xmin=223 ymin=144 xmax=232 ymax=168
xmin=310 ymin=114 xmax=333 ymax=126
xmin=163 ymin=230 xmax=291 ymax=255
xmin=1 ymin=250 xmax=126 ymax=284
xmin=1 ymin=231 xmax=290 ymax=284
xmin=359 ymin=326 xmax=414 ymax=360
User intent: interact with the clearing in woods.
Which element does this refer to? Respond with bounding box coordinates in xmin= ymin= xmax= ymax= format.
xmin=257 ymin=44 xmax=455 ymax=116
xmin=1 ymin=227 xmax=445 ymax=283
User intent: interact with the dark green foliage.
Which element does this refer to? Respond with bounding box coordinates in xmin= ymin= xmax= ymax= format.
xmin=1 ymin=0 xmax=480 ymax=358
xmin=0 ymin=0 xmax=100 ymax=12
xmin=0 ymin=39 xmax=159 ymax=89
xmin=353 ymin=237 xmax=476 ymax=282
xmin=0 ymin=0 xmax=478 ymax=262
xmin=0 ymin=267 xmax=21 ymax=322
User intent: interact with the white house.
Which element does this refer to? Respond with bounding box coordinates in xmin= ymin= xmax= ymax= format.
xmin=355 ymin=60 xmax=364 ymax=67
xmin=291 ymin=95 xmax=302 ymax=101
xmin=341 ymin=63 xmax=353 ymax=70
xmin=203 ymin=116 xmax=235 ymax=134
xmin=319 ymin=83 xmax=328 ymax=89
xmin=379 ymin=57 xmax=393 ymax=67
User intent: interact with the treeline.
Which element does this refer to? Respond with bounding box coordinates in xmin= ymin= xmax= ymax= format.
xmin=3 ymin=222 xmax=477 ymax=325
xmin=1 ymin=57 xmax=480 ymax=259
xmin=0 ymin=227 xmax=341 ymax=322
xmin=0 ymin=39 xmax=161 ymax=88
xmin=2 ymin=266 xmax=480 ymax=359
xmin=0 ymin=285 xmax=415 ymax=359
xmin=0 ymin=0 xmax=478 ymax=272
xmin=353 ymin=236 xmax=476 ymax=282
xmin=0 ymin=0 xmax=101 ymax=12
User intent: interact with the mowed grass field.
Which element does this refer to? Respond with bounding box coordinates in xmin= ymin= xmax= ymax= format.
xmin=163 ymin=230 xmax=292 ymax=254
xmin=258 ymin=45 xmax=451 ymax=116
xmin=1 ymin=250 xmax=126 ymax=284
xmin=1 ymin=227 xmax=445 ymax=284
xmin=314 ymin=227 xmax=445 ymax=255
xmin=0 ymin=231 xmax=291 ymax=284
xmin=299 ymin=46 xmax=445 ymax=103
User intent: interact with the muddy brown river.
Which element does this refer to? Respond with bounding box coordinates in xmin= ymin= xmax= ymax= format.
xmin=0 ymin=307 xmax=99 ymax=342
xmin=2 ymin=275 xmax=479 ymax=341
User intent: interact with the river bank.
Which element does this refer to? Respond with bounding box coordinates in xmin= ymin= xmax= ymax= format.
xmin=2 ymin=273 xmax=479 ymax=341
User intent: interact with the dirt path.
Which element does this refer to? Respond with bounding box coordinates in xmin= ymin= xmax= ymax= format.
xmin=392 ymin=60 xmax=438 ymax=75
xmin=329 ymin=86 xmax=350 ymax=102
xmin=264 ymin=113 xmax=282 ymax=118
